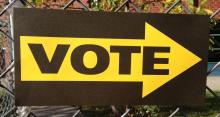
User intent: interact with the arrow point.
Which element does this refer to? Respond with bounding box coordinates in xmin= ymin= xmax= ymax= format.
xmin=141 ymin=22 xmax=202 ymax=98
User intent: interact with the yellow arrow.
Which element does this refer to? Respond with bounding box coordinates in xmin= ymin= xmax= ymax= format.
xmin=20 ymin=22 xmax=201 ymax=98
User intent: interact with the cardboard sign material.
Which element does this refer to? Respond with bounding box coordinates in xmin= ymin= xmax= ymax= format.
xmin=14 ymin=8 xmax=209 ymax=106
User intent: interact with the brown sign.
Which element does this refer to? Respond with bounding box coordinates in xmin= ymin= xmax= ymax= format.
xmin=14 ymin=8 xmax=209 ymax=106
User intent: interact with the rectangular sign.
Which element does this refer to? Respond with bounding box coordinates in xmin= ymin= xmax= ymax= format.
xmin=14 ymin=8 xmax=209 ymax=106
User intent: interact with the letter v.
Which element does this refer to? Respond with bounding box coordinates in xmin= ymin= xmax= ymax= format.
xmin=28 ymin=44 xmax=70 ymax=73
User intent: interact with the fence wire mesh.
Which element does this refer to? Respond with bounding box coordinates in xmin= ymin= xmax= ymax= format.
xmin=0 ymin=0 xmax=219 ymax=116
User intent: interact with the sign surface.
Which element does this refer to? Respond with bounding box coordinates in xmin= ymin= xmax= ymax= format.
xmin=14 ymin=8 xmax=209 ymax=106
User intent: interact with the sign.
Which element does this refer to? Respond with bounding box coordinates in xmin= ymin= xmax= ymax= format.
xmin=14 ymin=8 xmax=209 ymax=106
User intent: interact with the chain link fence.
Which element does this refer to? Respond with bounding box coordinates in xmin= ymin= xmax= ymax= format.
xmin=0 ymin=0 xmax=220 ymax=116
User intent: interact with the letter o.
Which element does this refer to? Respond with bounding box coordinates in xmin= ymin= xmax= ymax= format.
xmin=71 ymin=44 xmax=110 ymax=74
